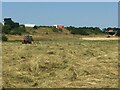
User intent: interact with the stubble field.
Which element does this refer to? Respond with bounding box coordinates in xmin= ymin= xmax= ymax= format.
xmin=2 ymin=36 xmax=119 ymax=88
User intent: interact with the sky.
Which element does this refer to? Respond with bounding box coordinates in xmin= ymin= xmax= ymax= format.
xmin=2 ymin=2 xmax=118 ymax=29
xmin=0 ymin=2 xmax=2 ymax=22
xmin=118 ymin=2 xmax=120 ymax=28
xmin=1 ymin=0 xmax=120 ymax=2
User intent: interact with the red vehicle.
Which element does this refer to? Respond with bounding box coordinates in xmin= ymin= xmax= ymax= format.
xmin=56 ymin=25 xmax=64 ymax=29
xmin=54 ymin=25 xmax=64 ymax=29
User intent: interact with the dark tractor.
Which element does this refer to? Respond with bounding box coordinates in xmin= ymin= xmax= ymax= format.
xmin=106 ymin=29 xmax=118 ymax=38
xmin=22 ymin=35 xmax=34 ymax=44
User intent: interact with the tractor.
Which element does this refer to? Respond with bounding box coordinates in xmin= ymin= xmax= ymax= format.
xmin=22 ymin=35 xmax=34 ymax=44
xmin=106 ymin=29 xmax=118 ymax=38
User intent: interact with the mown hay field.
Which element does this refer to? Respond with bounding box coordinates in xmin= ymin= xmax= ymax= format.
xmin=2 ymin=37 xmax=118 ymax=88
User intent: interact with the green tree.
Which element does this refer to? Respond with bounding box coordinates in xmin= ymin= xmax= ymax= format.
xmin=52 ymin=28 xmax=63 ymax=33
xmin=33 ymin=25 xmax=38 ymax=29
xmin=66 ymin=26 xmax=103 ymax=35
xmin=2 ymin=25 xmax=11 ymax=34
xmin=2 ymin=35 xmax=8 ymax=41
xmin=14 ymin=22 xmax=19 ymax=28
xmin=4 ymin=18 xmax=15 ymax=28
xmin=10 ymin=27 xmax=26 ymax=35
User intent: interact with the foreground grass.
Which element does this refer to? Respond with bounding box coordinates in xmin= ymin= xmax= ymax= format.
xmin=2 ymin=39 xmax=118 ymax=88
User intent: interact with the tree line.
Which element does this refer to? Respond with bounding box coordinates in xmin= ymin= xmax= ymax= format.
xmin=66 ymin=26 xmax=104 ymax=35
xmin=2 ymin=18 xmax=120 ymax=36
xmin=1 ymin=18 xmax=120 ymax=41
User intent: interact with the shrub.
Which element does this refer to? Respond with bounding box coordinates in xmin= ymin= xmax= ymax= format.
xmin=67 ymin=26 xmax=103 ymax=35
xmin=33 ymin=25 xmax=38 ymax=29
xmin=2 ymin=35 xmax=8 ymax=41
xmin=2 ymin=25 xmax=11 ymax=34
xmin=52 ymin=28 xmax=63 ymax=33
xmin=116 ymin=30 xmax=120 ymax=36
xmin=70 ymin=29 xmax=89 ymax=35
xmin=10 ymin=27 xmax=26 ymax=35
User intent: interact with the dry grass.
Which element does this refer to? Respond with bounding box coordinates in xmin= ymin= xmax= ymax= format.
xmin=2 ymin=38 xmax=118 ymax=88
xmin=0 ymin=42 xmax=2 ymax=89
xmin=82 ymin=37 xmax=118 ymax=40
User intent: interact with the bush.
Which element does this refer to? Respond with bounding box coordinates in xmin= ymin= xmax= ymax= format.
xmin=2 ymin=25 xmax=11 ymax=34
xmin=67 ymin=26 xmax=103 ymax=35
xmin=2 ymin=35 xmax=8 ymax=41
xmin=3 ymin=18 xmax=26 ymax=35
xmin=10 ymin=27 xmax=26 ymax=35
xmin=116 ymin=30 xmax=120 ymax=36
xmin=70 ymin=29 xmax=89 ymax=35
xmin=52 ymin=28 xmax=63 ymax=33
xmin=33 ymin=25 xmax=38 ymax=29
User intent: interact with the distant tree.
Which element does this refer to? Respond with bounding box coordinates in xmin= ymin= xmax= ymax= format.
xmin=2 ymin=25 xmax=11 ymax=34
xmin=66 ymin=26 xmax=103 ymax=35
xmin=14 ymin=22 xmax=19 ymax=28
xmin=33 ymin=25 xmax=38 ymax=29
xmin=116 ymin=30 xmax=120 ymax=36
xmin=52 ymin=28 xmax=63 ymax=33
xmin=107 ymin=27 xmax=112 ymax=30
xmin=4 ymin=18 xmax=15 ymax=28
xmin=102 ymin=28 xmax=107 ymax=33
xmin=3 ymin=18 xmax=27 ymax=35
xmin=10 ymin=27 xmax=26 ymax=35
xmin=4 ymin=18 xmax=20 ymax=29
xmin=4 ymin=18 xmax=12 ymax=21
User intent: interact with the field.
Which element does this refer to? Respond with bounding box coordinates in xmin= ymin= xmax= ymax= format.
xmin=2 ymin=34 xmax=119 ymax=88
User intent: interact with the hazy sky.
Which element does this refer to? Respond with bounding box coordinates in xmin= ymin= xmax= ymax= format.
xmin=1 ymin=0 xmax=120 ymax=2
xmin=0 ymin=2 xmax=2 ymax=22
xmin=2 ymin=2 xmax=118 ymax=28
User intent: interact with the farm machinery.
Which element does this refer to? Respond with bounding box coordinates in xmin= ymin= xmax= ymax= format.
xmin=106 ymin=29 xmax=118 ymax=38
xmin=22 ymin=35 xmax=34 ymax=44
